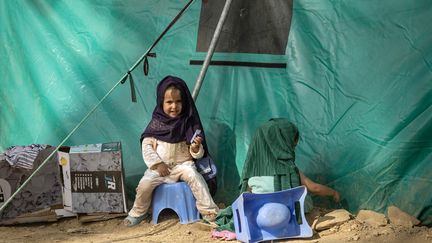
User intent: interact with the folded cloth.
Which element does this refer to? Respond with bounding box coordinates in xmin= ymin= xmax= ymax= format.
xmin=210 ymin=229 xmax=236 ymax=241
xmin=3 ymin=144 xmax=47 ymax=170
xmin=215 ymin=206 xmax=235 ymax=232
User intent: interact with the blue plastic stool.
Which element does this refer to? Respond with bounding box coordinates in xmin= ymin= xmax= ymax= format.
xmin=232 ymin=186 xmax=313 ymax=243
xmin=151 ymin=181 xmax=200 ymax=224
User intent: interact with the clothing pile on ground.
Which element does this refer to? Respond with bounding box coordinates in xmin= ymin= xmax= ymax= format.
xmin=1 ymin=144 xmax=47 ymax=170
xmin=0 ymin=144 xmax=62 ymax=223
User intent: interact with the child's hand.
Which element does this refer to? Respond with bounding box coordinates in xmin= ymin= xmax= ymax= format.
xmin=155 ymin=163 xmax=170 ymax=177
xmin=190 ymin=136 xmax=203 ymax=153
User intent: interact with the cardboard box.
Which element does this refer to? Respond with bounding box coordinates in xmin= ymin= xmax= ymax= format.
xmin=0 ymin=146 xmax=64 ymax=223
xmin=57 ymin=142 xmax=127 ymax=214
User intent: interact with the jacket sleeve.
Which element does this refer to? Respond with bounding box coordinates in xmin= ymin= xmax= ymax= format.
xmin=189 ymin=143 xmax=204 ymax=159
xmin=142 ymin=137 xmax=163 ymax=169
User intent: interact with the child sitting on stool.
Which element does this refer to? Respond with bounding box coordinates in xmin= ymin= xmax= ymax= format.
xmin=124 ymin=76 xmax=219 ymax=226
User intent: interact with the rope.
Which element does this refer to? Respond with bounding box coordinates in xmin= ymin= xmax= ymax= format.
xmin=0 ymin=75 xmax=125 ymax=212
xmin=0 ymin=0 xmax=196 ymax=213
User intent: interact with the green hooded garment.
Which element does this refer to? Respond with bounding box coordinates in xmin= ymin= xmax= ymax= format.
xmin=239 ymin=118 xmax=301 ymax=193
xmin=215 ymin=118 xmax=303 ymax=232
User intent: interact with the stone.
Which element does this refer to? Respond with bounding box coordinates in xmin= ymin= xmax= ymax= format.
xmin=387 ymin=206 xmax=420 ymax=228
xmin=314 ymin=209 xmax=352 ymax=231
xmin=356 ymin=210 xmax=387 ymax=227
xmin=66 ymin=227 xmax=89 ymax=234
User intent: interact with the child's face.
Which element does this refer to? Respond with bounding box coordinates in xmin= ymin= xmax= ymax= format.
xmin=163 ymin=88 xmax=182 ymax=118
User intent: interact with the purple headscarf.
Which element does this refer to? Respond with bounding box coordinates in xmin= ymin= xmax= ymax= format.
xmin=140 ymin=76 xmax=207 ymax=149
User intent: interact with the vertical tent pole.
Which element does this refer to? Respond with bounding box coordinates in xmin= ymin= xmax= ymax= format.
xmin=192 ymin=0 xmax=233 ymax=101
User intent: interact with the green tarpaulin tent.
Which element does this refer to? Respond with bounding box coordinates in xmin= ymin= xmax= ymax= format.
xmin=1 ymin=0 xmax=431 ymax=225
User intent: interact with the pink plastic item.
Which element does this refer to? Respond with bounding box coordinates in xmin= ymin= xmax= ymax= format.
xmin=210 ymin=229 xmax=236 ymax=241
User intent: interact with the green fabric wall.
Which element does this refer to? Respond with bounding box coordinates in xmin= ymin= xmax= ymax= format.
xmin=1 ymin=0 xmax=431 ymax=224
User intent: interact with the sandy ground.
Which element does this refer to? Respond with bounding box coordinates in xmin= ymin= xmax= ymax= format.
xmin=0 ymin=208 xmax=430 ymax=243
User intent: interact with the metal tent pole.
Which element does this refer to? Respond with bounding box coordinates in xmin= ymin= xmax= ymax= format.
xmin=192 ymin=0 xmax=233 ymax=101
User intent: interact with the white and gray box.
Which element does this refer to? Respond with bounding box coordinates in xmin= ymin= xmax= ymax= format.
xmin=58 ymin=142 xmax=127 ymax=213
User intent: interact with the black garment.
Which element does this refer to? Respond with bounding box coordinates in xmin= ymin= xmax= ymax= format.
xmin=140 ymin=76 xmax=216 ymax=195
xmin=141 ymin=76 xmax=206 ymax=148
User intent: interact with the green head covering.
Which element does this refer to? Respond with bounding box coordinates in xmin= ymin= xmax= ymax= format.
xmin=240 ymin=118 xmax=301 ymax=192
